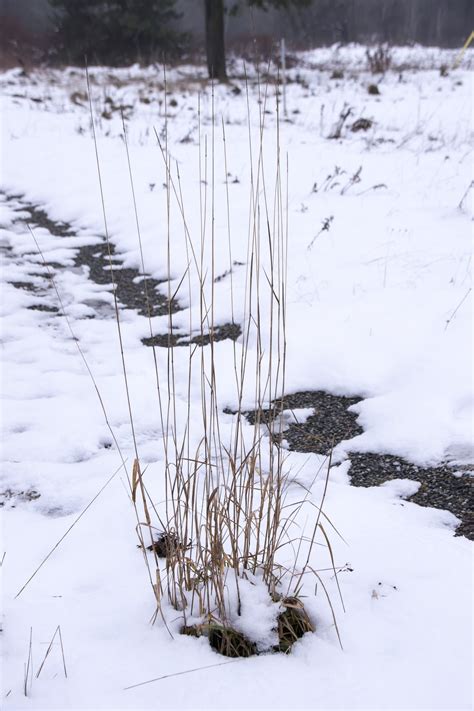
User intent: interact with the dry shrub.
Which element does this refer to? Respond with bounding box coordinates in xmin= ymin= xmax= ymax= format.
xmin=366 ymin=44 xmax=392 ymax=74
xmin=105 ymin=71 xmax=342 ymax=656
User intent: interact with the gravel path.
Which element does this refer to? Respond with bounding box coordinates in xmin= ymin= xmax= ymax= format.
xmin=4 ymin=194 xmax=472 ymax=539
xmin=262 ymin=391 xmax=473 ymax=540
xmin=7 ymin=194 xmax=239 ymax=341
xmin=348 ymin=452 xmax=473 ymax=539
xmin=6 ymin=196 xmax=176 ymax=318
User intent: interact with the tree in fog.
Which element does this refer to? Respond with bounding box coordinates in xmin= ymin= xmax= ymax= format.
xmin=204 ymin=0 xmax=312 ymax=81
xmin=50 ymin=0 xmax=186 ymax=64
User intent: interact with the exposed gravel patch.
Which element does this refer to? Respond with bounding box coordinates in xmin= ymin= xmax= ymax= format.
xmin=142 ymin=321 xmax=241 ymax=348
xmin=0 ymin=488 xmax=41 ymax=508
xmin=3 ymin=193 xmax=176 ymax=318
xmin=78 ymin=241 xmax=240 ymax=342
xmin=10 ymin=197 xmax=75 ymax=238
xmin=249 ymin=391 xmax=473 ymax=540
xmin=75 ymin=242 xmax=176 ymax=318
xmin=27 ymin=303 xmax=60 ymax=313
xmin=5 ymin=194 xmax=237 ymax=343
xmin=349 ymin=453 xmax=473 ymax=539
xmin=8 ymin=280 xmax=41 ymax=292
xmin=246 ymin=390 xmax=363 ymax=454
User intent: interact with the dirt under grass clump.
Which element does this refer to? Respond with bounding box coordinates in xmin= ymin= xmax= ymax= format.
xmin=275 ymin=597 xmax=314 ymax=653
xmin=145 ymin=530 xmax=186 ymax=559
xmin=180 ymin=597 xmax=314 ymax=658
xmin=182 ymin=622 xmax=257 ymax=657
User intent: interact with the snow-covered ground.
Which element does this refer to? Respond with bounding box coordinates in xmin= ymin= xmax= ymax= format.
xmin=1 ymin=45 xmax=472 ymax=709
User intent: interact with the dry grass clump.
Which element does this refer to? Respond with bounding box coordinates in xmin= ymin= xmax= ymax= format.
xmin=366 ymin=44 xmax=392 ymax=74
xmin=97 ymin=70 xmax=341 ymax=657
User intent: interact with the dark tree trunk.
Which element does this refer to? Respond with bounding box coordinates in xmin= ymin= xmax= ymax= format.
xmin=205 ymin=0 xmax=227 ymax=81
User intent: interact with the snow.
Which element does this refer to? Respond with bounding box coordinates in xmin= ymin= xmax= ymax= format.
xmin=1 ymin=45 xmax=473 ymax=709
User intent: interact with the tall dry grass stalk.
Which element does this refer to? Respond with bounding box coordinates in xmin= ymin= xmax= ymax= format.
xmin=82 ymin=64 xmax=339 ymax=652
xmin=128 ymin=69 xmax=338 ymax=649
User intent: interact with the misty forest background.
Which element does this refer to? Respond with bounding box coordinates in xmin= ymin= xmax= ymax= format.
xmin=0 ymin=0 xmax=472 ymax=71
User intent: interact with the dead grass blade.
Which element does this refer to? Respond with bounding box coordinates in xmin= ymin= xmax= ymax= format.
xmin=15 ymin=461 xmax=125 ymax=599
xmin=124 ymin=659 xmax=240 ymax=690
xmin=36 ymin=625 xmax=67 ymax=679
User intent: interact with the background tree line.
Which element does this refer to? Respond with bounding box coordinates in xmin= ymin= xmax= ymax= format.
xmin=0 ymin=0 xmax=472 ymax=73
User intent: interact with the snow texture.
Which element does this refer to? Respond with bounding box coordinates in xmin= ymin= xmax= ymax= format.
xmin=1 ymin=45 xmax=472 ymax=710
